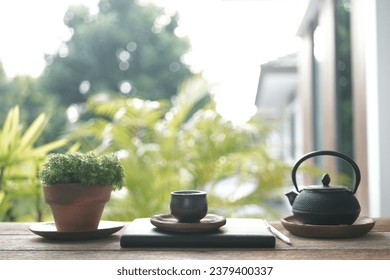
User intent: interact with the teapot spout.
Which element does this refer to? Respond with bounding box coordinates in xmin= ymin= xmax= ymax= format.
xmin=285 ymin=191 xmax=298 ymax=206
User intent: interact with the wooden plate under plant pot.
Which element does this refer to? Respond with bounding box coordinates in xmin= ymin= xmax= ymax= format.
xmin=43 ymin=184 xmax=112 ymax=232
xmin=29 ymin=220 xmax=124 ymax=240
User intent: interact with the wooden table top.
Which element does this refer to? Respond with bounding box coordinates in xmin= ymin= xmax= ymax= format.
xmin=1 ymin=218 xmax=390 ymax=260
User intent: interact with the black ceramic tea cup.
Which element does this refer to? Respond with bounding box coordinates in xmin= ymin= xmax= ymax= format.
xmin=170 ymin=190 xmax=208 ymax=223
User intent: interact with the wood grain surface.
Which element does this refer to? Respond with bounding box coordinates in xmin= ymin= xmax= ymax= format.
xmin=1 ymin=218 xmax=389 ymax=260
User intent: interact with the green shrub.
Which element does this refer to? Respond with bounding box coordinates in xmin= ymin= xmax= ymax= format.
xmin=39 ymin=152 xmax=125 ymax=191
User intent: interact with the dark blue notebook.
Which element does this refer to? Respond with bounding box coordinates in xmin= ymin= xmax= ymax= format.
xmin=120 ymin=218 xmax=275 ymax=248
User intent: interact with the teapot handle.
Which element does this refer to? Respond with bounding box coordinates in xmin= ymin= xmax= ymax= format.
xmin=291 ymin=150 xmax=361 ymax=194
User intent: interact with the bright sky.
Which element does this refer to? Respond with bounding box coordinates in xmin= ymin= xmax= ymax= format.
xmin=0 ymin=0 xmax=307 ymax=123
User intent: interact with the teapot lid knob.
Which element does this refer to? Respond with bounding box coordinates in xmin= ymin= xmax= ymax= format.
xmin=321 ymin=173 xmax=331 ymax=187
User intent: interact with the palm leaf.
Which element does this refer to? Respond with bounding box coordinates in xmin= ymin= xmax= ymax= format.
xmin=19 ymin=113 xmax=48 ymax=151
xmin=0 ymin=106 xmax=19 ymax=156
xmin=31 ymin=139 xmax=68 ymax=156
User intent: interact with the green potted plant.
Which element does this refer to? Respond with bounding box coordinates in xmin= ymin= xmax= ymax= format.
xmin=39 ymin=152 xmax=124 ymax=232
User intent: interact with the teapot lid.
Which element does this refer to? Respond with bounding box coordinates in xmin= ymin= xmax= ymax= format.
xmin=302 ymin=173 xmax=348 ymax=191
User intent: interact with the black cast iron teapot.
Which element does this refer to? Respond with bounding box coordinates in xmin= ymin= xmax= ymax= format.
xmin=285 ymin=150 xmax=361 ymax=225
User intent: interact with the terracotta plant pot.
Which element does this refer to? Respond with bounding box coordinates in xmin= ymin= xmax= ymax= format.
xmin=43 ymin=184 xmax=112 ymax=232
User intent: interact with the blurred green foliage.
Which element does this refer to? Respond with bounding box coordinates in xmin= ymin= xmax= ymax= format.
xmin=0 ymin=84 xmax=290 ymax=222
xmin=0 ymin=63 xmax=67 ymax=144
xmin=69 ymin=78 xmax=290 ymax=221
xmin=40 ymin=0 xmax=192 ymax=105
xmin=1 ymin=0 xmax=194 ymax=145
xmin=0 ymin=0 xmax=291 ymax=222
xmin=0 ymin=107 xmax=67 ymax=221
